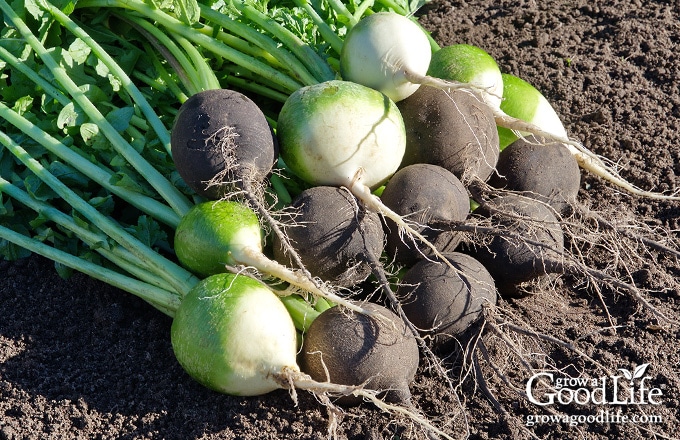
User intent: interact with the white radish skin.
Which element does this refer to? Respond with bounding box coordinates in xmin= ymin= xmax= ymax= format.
xmin=278 ymin=80 xmax=405 ymax=190
xmin=340 ymin=12 xmax=431 ymax=102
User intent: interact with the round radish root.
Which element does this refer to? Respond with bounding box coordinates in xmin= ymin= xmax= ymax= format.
xmin=174 ymin=200 xmax=263 ymax=277
xmin=398 ymin=252 xmax=496 ymax=350
xmin=277 ymin=80 xmax=405 ymax=190
xmin=171 ymin=273 xmax=298 ymax=396
xmin=340 ymin=12 xmax=431 ymax=102
xmin=468 ymin=194 xmax=564 ymax=295
xmin=428 ymin=44 xmax=503 ymax=108
xmin=489 ymin=137 xmax=581 ymax=215
xmin=272 ymin=186 xmax=384 ymax=287
xmin=301 ymin=302 xmax=420 ymax=406
xmin=170 ymin=89 xmax=278 ymax=199
xmin=496 ymin=73 xmax=568 ymax=150
xmin=397 ymin=86 xmax=499 ymax=183
xmin=380 ymin=164 xmax=470 ymax=267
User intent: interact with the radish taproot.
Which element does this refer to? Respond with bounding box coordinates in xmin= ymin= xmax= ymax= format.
xmin=170 ymin=88 xmax=277 ymax=199
xmin=173 ymin=200 xmax=371 ymax=315
xmin=272 ymin=186 xmax=384 ymax=288
xmin=380 ymin=164 xmax=469 ymax=267
xmin=397 ymin=86 xmax=500 ymax=183
xmin=489 ymin=137 xmax=581 ymax=215
xmin=300 ymin=302 xmax=420 ymax=405
xmin=398 ymin=252 xmax=497 ymax=350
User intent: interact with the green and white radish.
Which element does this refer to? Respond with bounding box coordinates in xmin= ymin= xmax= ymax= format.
xmin=173 ymin=200 xmax=371 ymax=315
xmin=340 ymin=12 xmax=432 ymax=102
xmin=171 ymin=273 xmax=299 ymax=395
xmin=428 ymin=43 xmax=504 ymax=108
xmin=493 ymin=74 xmax=680 ymax=200
xmin=495 ymin=74 xmax=567 ymax=150
xmin=277 ymin=80 xmax=405 ymax=190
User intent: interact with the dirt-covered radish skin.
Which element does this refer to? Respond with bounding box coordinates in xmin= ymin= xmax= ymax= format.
xmin=301 ymin=302 xmax=420 ymax=405
xmin=272 ymin=186 xmax=384 ymax=287
xmin=170 ymin=89 xmax=278 ymax=199
xmin=397 ymin=86 xmax=500 ymax=183
xmin=380 ymin=164 xmax=469 ymax=267
xmin=398 ymin=252 xmax=497 ymax=350
xmin=467 ymin=194 xmax=564 ymax=295
xmin=489 ymin=137 xmax=581 ymax=215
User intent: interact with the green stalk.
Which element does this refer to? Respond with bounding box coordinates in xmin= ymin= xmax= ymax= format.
xmin=77 ymin=0 xmax=305 ymax=94
xmin=325 ymin=0 xmax=359 ymax=26
xmin=0 ymin=178 xmax=177 ymax=293
xmin=230 ymin=0 xmax=336 ymax=83
xmin=122 ymin=12 xmax=202 ymax=96
xmin=142 ymin=42 xmax=190 ymax=102
xmin=352 ymin=0 xmax=375 ymax=22
xmin=279 ymin=294 xmax=320 ymax=332
xmin=218 ymin=66 xmax=291 ymax=102
xmin=196 ymin=26 xmax=283 ymax=70
xmin=0 ymin=224 xmax=182 ymax=317
xmin=0 ymin=102 xmax=181 ymax=228
xmin=0 ymin=0 xmax=194 ymax=218
xmin=44 ymin=2 xmax=175 ymax=155
xmin=0 ymin=129 xmax=199 ymax=297
xmin=199 ymin=5 xmax=320 ymax=86
xmin=290 ymin=0 xmax=345 ymax=56
xmin=176 ymin=36 xmax=222 ymax=91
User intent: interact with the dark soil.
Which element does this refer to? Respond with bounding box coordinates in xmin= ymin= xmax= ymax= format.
xmin=1 ymin=0 xmax=679 ymax=439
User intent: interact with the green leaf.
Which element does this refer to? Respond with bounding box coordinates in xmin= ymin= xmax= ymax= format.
xmin=125 ymin=215 xmax=167 ymax=249
xmin=106 ymin=106 xmax=134 ymax=132
xmin=57 ymin=102 xmax=86 ymax=129
xmin=68 ymin=38 xmax=92 ymax=64
xmin=173 ymin=0 xmax=201 ymax=25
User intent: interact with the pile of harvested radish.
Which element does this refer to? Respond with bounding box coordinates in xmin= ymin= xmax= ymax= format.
xmin=1 ymin=0 xmax=678 ymax=438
